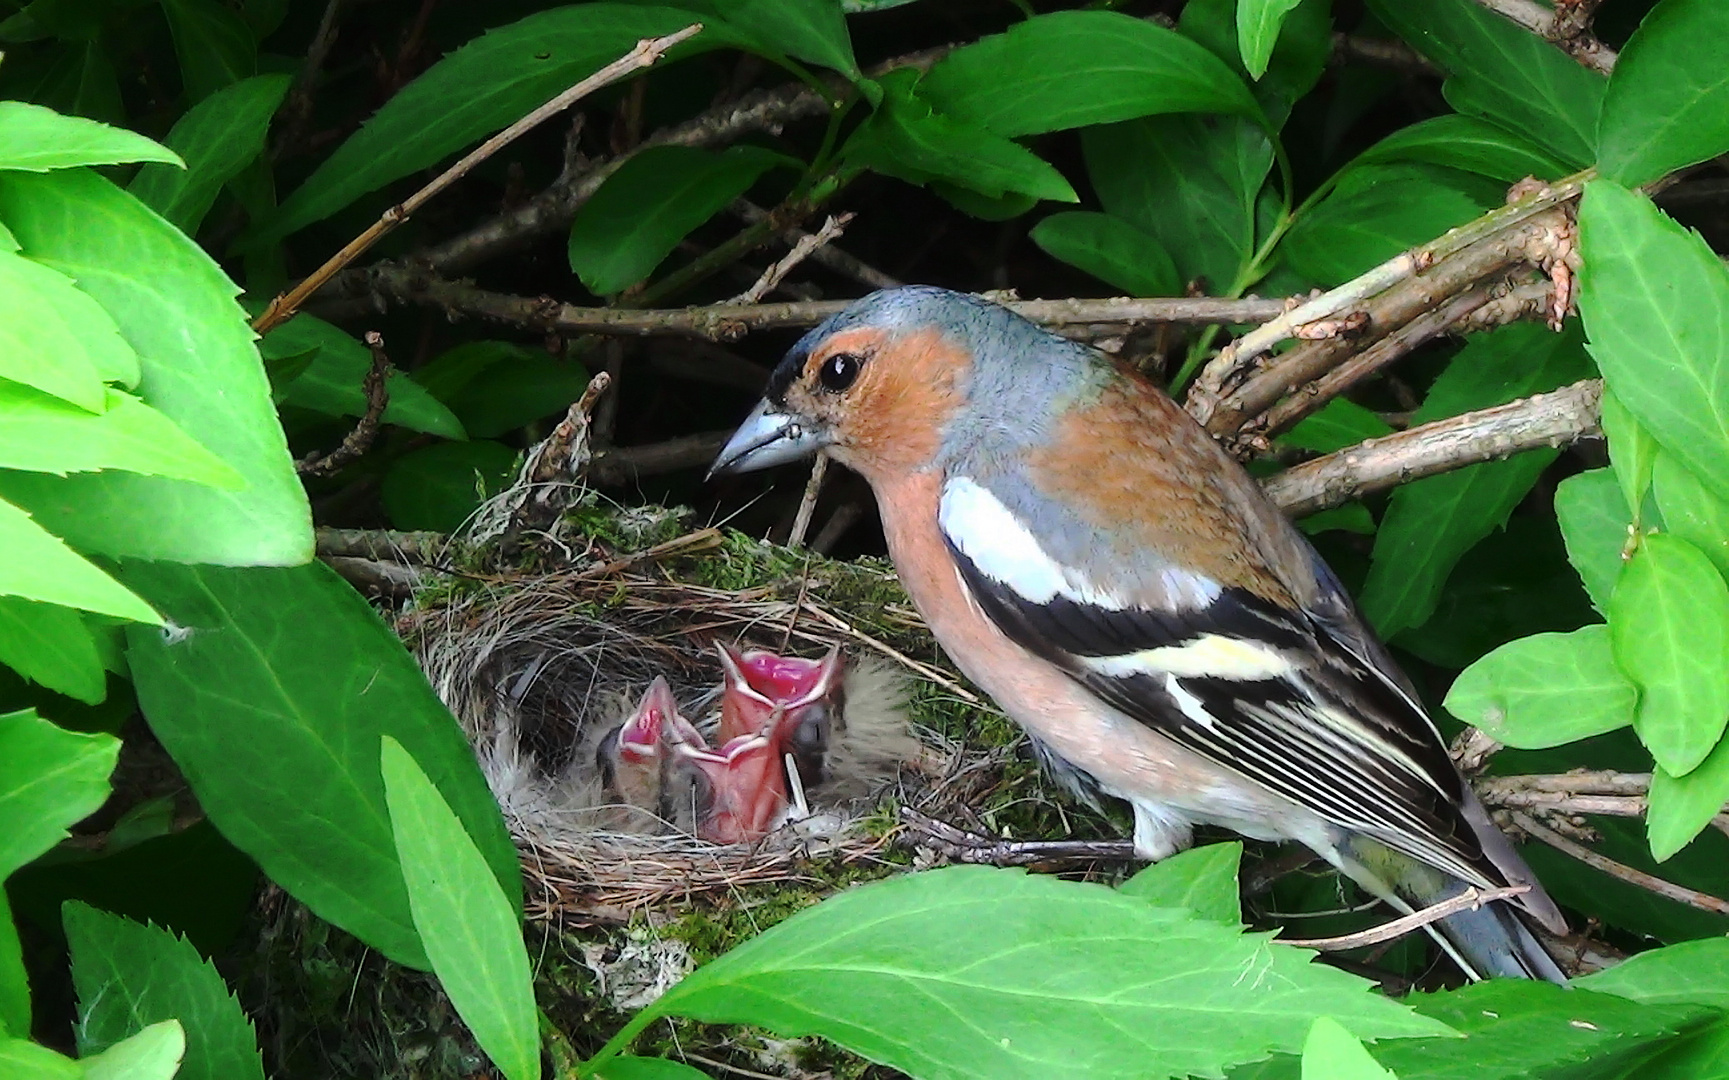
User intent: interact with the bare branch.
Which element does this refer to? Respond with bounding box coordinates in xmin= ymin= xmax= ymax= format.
xmin=297 ymin=331 xmax=391 ymax=476
xmin=1262 ymin=379 xmax=1602 ymax=517
xmin=732 ymin=199 xmax=901 ymax=290
xmin=1471 ymin=0 xmax=1617 ymax=74
xmin=1281 ymin=885 xmax=1532 ymax=952
xmin=315 ymin=527 xmax=446 ymax=563
xmin=898 ymin=807 xmax=1137 ymax=866
xmin=726 ymin=213 xmax=855 ymax=306
xmin=788 ymin=450 xmax=831 ymax=549
xmin=1511 ymin=812 xmax=1729 ymax=916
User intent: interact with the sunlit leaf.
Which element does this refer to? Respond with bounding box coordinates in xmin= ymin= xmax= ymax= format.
xmin=1444 ymin=625 xmax=1633 ymax=748
xmin=1597 ymin=0 xmax=1729 ymax=186
xmin=0 ymin=101 xmax=179 ymax=172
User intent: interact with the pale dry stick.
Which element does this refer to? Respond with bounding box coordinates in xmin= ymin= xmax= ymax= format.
xmin=787 ymin=450 xmax=830 ymax=549
xmin=732 ymin=199 xmax=901 ymax=290
xmin=726 ymin=213 xmax=855 ymax=306
xmin=252 ymin=24 xmax=703 ymax=335
xmin=1280 ymin=885 xmax=1532 ymax=952
xmin=1188 ymin=169 xmax=1594 ymax=425
xmin=1472 ymin=0 xmax=1617 ymax=73
xmin=1262 ymin=379 xmax=1602 ymax=517
xmin=1510 ymin=811 xmax=1729 ymax=916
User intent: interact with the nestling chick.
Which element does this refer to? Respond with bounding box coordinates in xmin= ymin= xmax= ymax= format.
xmin=578 ymin=676 xmax=709 ymax=835
xmin=711 ymin=285 xmax=1568 ymax=981
xmin=717 ymin=643 xmax=844 ymax=789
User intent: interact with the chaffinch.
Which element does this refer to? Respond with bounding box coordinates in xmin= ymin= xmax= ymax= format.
xmin=582 ymin=676 xmax=709 ymax=835
xmin=717 ymin=643 xmax=845 ymax=789
xmin=710 ymin=286 xmax=1568 ymax=981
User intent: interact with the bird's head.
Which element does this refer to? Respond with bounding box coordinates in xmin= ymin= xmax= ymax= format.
xmin=717 ymin=643 xmax=844 ymax=786
xmin=709 ymin=286 xmax=1099 ymax=483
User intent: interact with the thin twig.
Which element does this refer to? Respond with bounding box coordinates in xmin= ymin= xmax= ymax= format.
xmin=732 ymin=198 xmax=900 ymax=290
xmin=297 ymin=332 xmax=390 ymax=476
xmin=588 ymin=430 xmax=733 ymax=487
xmin=787 ymin=451 xmax=830 ymax=549
xmin=1261 ymin=379 xmax=1602 ymax=517
xmin=253 ymin=25 xmax=703 ymax=334
xmin=1511 ymin=812 xmax=1729 ymax=916
xmin=315 ymin=527 xmax=446 ymax=563
xmin=1471 ymin=0 xmax=1617 ymax=73
xmin=1281 ymin=885 xmax=1532 ymax=951
xmin=898 ymin=807 xmax=1137 ymax=866
xmin=727 ymin=213 xmax=854 ymax=305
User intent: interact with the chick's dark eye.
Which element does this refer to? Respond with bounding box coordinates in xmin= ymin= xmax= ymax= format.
xmin=817 ymin=352 xmax=862 ymax=392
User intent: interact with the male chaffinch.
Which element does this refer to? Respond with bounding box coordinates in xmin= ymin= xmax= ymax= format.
xmin=710 ymin=286 xmax=1568 ymax=981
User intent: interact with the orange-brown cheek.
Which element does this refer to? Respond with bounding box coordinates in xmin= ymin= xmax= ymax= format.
xmin=833 ymin=329 xmax=970 ymax=477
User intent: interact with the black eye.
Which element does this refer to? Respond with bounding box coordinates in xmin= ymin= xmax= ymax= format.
xmin=817 ymin=352 xmax=862 ymax=392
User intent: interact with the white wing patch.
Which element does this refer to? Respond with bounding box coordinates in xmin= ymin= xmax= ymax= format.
xmin=1163 ymin=674 xmax=1218 ymax=729
xmin=1081 ymin=634 xmax=1295 ymax=681
xmin=938 ymin=475 xmax=1130 ymax=610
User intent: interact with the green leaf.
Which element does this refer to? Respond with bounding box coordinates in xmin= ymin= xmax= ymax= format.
xmin=1366 ymin=0 xmax=1605 ymax=167
xmin=1279 ymin=398 xmax=1393 ymax=454
xmin=931 ymin=183 xmax=1038 ymax=222
xmin=1649 ymin=733 xmax=1729 ymax=861
xmin=568 ymin=145 xmax=793 ymax=296
xmin=920 ymin=10 xmax=1264 ymax=138
xmin=1598 ymin=0 xmax=1729 ymax=187
xmin=1283 ymin=164 xmax=1500 ymax=287
xmin=1302 ymin=1016 xmax=1395 ymax=1080
xmin=1578 ymin=180 xmax=1729 ymax=505
xmin=1554 ymin=468 xmax=1630 ymax=612
xmin=595 ymin=1057 xmax=713 ymax=1080
xmin=79 ymin=1020 xmax=185 ymax=1080
xmin=0 ymin=101 xmax=180 ymax=172
xmin=1237 ymin=0 xmax=1305 ymax=79
xmin=1443 ymin=625 xmax=1634 ymax=748
xmin=159 ymin=0 xmax=255 ymax=102
xmin=1580 ymin=937 xmax=1729 ymax=1008
xmin=1081 ymin=114 xmax=1271 ymax=292
xmin=4 ymin=249 xmax=139 ymax=389
xmin=1353 ymin=114 xmax=1572 ymax=183
xmin=1609 ymin=532 xmax=1729 ymax=776
xmin=129 ymin=73 xmax=291 ymax=235
xmin=381 ymin=737 xmax=537 ymax=1080
xmin=0 ymin=498 xmax=160 ymax=624
xmin=64 ymin=901 xmax=263 ymax=1080
xmin=842 ymin=73 xmax=1076 ymax=205
xmin=0 ymin=169 xmax=311 ymax=565
xmin=381 ymin=441 xmax=520 ymax=534
xmin=251 ymin=6 xmax=729 ymax=244
xmin=262 ymin=313 xmax=466 ymax=439
xmin=1377 ymin=980 xmax=1710 ymax=1080
xmin=0 ymin=888 xmax=29 ymax=1036
xmin=719 ymin=0 xmax=856 ymax=78
xmin=0 ymin=596 xmax=106 ymax=703
xmin=1118 ymin=841 xmax=1242 ymax=925
xmin=0 ymin=248 xmax=112 ymax=412
xmin=1029 ymin=211 xmax=1180 ymax=297
xmin=639 ymin=866 xmax=1451 ymax=1080
xmin=1297 ymin=503 xmax=1375 ymax=536
xmin=1180 ymin=0 xmax=1330 ymax=128
xmin=411 ymin=341 xmax=590 ymax=439
xmin=0 ymin=1036 xmax=80 ymax=1079
xmin=1654 ymin=451 xmax=1729 ymax=581
xmin=1360 ymin=322 xmax=1590 ymax=636
xmin=1602 ymin=388 xmax=1659 ymax=523
xmin=0 ymin=708 xmax=118 ymax=877
xmin=0 ymin=384 xmax=244 ymax=488
xmin=120 ymin=560 xmax=521 ymax=970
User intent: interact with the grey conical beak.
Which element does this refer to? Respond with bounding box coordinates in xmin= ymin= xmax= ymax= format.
xmin=708 ymin=399 xmax=833 ymax=478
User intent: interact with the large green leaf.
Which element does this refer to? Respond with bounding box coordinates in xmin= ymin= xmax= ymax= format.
xmin=1554 ymin=467 xmax=1629 ymax=612
xmin=1444 ymin=625 xmax=1634 ymax=748
xmin=64 ymin=901 xmax=264 ymax=1080
xmin=1609 ymin=532 xmax=1729 ymax=776
xmin=1179 ymin=0 xmax=1330 ymax=128
xmin=632 ymin=866 xmax=1450 ymax=1080
xmin=1283 ymin=164 xmax=1500 ymax=287
xmin=1578 ymin=181 xmax=1729 ymax=504
xmin=1353 ymin=114 xmax=1571 ymax=183
xmin=0 ymin=891 xmax=26 ymax=1037
xmin=262 ymin=312 xmax=466 ymax=439
xmin=568 ymin=144 xmax=794 ymax=296
xmin=79 ymin=1020 xmax=185 ymax=1080
xmin=1302 ymin=1017 xmax=1395 ymax=1080
xmin=0 ymin=498 xmax=160 ymax=624
xmin=841 ymin=70 xmax=1076 ymax=206
xmin=1654 ymin=451 xmax=1729 ymax=580
xmin=120 ymin=560 xmax=520 ymax=970
xmin=0 ymin=384 xmax=243 ymax=487
xmin=0 ymin=1036 xmax=80 ymax=1079
xmin=0 ymin=708 xmax=118 ymax=878
xmin=159 ymin=0 xmax=255 ymax=102
xmin=711 ymin=0 xmax=856 ymax=78
xmin=1236 ymin=0 xmax=1305 ymax=80
xmin=0 ymin=596 xmax=106 ymax=703
xmin=1366 ymin=0 xmax=1605 ymax=167
xmin=1360 ymin=322 xmax=1590 ymax=636
xmin=0 ymin=246 xmax=139 ymax=389
xmin=382 ymin=737 xmax=537 ymax=1080
xmin=252 ymin=6 xmax=728 ymax=244
xmin=411 ymin=341 xmax=590 ymax=439
xmin=1082 ymin=114 xmax=1270 ymax=293
xmin=0 ymin=169 xmax=311 ymax=565
xmin=0 ymin=247 xmax=112 ymax=412
xmin=0 ymin=101 xmax=179 ymax=172
xmin=1279 ymin=398 xmax=1393 ymax=454
xmin=1648 ymin=733 xmax=1729 ymax=861
xmin=129 ymin=73 xmax=290 ymax=234
xmin=1581 ymin=937 xmax=1729 ymax=1008
xmin=1601 ymin=388 xmax=1660 ymax=523
xmin=1029 ymin=211 xmax=1180 ymax=297
xmin=1118 ymin=841 xmax=1242 ymax=925
xmin=1598 ymin=0 xmax=1729 ymax=187
xmin=920 ymin=10 xmax=1263 ymax=138
xmin=596 ymin=1059 xmax=713 ymax=1080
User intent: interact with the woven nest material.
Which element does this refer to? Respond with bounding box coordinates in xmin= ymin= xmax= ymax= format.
xmin=396 ymin=528 xmax=1000 ymax=922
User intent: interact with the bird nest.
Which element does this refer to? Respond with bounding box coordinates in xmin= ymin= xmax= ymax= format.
xmin=394 ymin=514 xmax=1013 ymax=923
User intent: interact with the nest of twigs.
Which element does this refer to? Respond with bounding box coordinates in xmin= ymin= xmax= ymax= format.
xmin=394 ymin=513 xmax=1012 ymax=922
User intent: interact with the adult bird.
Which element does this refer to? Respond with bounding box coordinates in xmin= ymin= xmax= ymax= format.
xmin=709 ymin=285 xmax=1567 ymax=981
